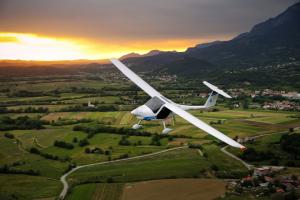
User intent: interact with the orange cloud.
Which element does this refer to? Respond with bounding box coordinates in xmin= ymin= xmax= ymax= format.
xmin=0 ymin=36 xmax=19 ymax=43
xmin=0 ymin=32 xmax=220 ymax=61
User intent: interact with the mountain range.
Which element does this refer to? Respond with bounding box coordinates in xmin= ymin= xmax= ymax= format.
xmin=122 ymin=2 xmax=300 ymax=77
xmin=0 ymin=3 xmax=299 ymax=89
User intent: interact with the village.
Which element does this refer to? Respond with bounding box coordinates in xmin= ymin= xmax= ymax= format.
xmin=226 ymin=166 xmax=300 ymax=199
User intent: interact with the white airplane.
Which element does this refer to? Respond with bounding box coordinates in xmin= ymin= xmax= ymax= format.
xmin=110 ymin=59 xmax=245 ymax=150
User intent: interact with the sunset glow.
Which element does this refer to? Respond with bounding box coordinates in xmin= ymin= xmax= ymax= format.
xmin=0 ymin=32 xmax=203 ymax=61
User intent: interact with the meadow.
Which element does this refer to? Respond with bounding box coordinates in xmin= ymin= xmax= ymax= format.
xmin=0 ymin=76 xmax=299 ymax=199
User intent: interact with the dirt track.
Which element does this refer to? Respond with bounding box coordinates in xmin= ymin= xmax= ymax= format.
xmin=122 ymin=179 xmax=226 ymax=200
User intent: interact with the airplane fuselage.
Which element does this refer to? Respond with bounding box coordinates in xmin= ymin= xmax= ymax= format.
xmin=131 ymin=97 xmax=172 ymax=121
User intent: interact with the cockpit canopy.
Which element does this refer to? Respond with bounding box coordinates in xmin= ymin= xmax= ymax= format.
xmin=145 ymin=96 xmax=165 ymax=113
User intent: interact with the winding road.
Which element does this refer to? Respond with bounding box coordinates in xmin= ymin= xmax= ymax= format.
xmin=59 ymin=146 xmax=187 ymax=199
xmin=221 ymin=146 xmax=253 ymax=170
xmin=59 ymin=129 xmax=298 ymax=199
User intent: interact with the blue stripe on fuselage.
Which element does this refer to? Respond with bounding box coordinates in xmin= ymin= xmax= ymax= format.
xmin=143 ymin=116 xmax=156 ymax=121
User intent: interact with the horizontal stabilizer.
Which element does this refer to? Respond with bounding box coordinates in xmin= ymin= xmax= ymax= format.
xmin=203 ymin=81 xmax=232 ymax=98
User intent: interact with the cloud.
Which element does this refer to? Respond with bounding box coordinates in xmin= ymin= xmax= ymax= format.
xmin=0 ymin=36 xmax=19 ymax=43
xmin=0 ymin=0 xmax=298 ymax=42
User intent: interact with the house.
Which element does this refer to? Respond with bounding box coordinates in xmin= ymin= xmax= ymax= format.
xmin=88 ymin=101 xmax=95 ymax=108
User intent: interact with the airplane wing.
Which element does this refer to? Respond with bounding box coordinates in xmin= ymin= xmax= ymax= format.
xmin=110 ymin=58 xmax=162 ymax=97
xmin=164 ymin=103 xmax=245 ymax=149
xmin=203 ymin=81 xmax=232 ymax=98
xmin=110 ymin=58 xmax=245 ymax=149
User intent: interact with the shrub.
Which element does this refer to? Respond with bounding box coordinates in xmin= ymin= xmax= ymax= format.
xmin=79 ymin=139 xmax=89 ymax=147
xmin=54 ymin=140 xmax=74 ymax=149
xmin=4 ymin=132 xmax=14 ymax=139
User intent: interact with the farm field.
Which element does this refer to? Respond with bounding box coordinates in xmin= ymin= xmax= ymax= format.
xmin=0 ymin=77 xmax=299 ymax=199
xmin=0 ymin=174 xmax=61 ymax=200
xmin=122 ymin=178 xmax=226 ymax=200
xmin=66 ymin=183 xmax=124 ymax=200
xmin=67 ymin=147 xmax=247 ymax=185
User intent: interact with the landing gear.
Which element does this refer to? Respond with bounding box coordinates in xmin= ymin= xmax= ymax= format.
xmin=162 ymin=120 xmax=172 ymax=134
xmin=132 ymin=119 xmax=143 ymax=129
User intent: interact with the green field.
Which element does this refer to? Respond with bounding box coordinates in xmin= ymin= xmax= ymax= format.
xmin=0 ymin=77 xmax=299 ymax=199
xmin=67 ymin=147 xmax=247 ymax=185
xmin=66 ymin=183 xmax=124 ymax=200
xmin=0 ymin=174 xmax=61 ymax=200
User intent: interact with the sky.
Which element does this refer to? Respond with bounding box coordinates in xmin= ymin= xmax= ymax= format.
xmin=0 ymin=0 xmax=298 ymax=60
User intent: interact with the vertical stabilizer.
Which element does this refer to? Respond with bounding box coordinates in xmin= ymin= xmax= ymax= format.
xmin=204 ymin=91 xmax=219 ymax=108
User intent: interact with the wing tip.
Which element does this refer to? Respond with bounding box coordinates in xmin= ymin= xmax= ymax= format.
xmin=240 ymin=146 xmax=247 ymax=152
xmin=110 ymin=58 xmax=118 ymax=62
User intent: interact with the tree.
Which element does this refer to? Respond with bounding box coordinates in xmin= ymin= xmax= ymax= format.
xmin=79 ymin=139 xmax=89 ymax=147
xmin=210 ymin=164 xmax=219 ymax=171
xmin=73 ymin=137 xmax=78 ymax=143
xmin=85 ymin=148 xmax=91 ymax=154
xmin=54 ymin=140 xmax=74 ymax=149
xmin=150 ymin=134 xmax=161 ymax=146
xmin=119 ymin=135 xmax=131 ymax=146
xmin=4 ymin=132 xmax=14 ymax=139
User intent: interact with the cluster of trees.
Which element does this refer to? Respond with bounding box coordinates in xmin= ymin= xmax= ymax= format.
xmin=85 ymin=147 xmax=104 ymax=154
xmin=0 ymin=106 xmax=48 ymax=113
xmin=51 ymin=118 xmax=92 ymax=126
xmin=59 ymin=105 xmax=117 ymax=112
xmin=188 ymin=143 xmax=203 ymax=150
xmin=0 ymin=116 xmax=47 ymax=131
xmin=150 ymin=134 xmax=161 ymax=146
xmin=239 ymin=147 xmax=276 ymax=162
xmin=253 ymin=95 xmax=287 ymax=104
xmin=119 ymin=153 xmax=129 ymax=159
xmin=215 ymin=170 xmax=249 ymax=179
xmin=7 ymin=89 xmax=63 ymax=98
xmin=118 ymin=134 xmax=167 ymax=147
xmin=4 ymin=132 xmax=15 ymax=139
xmin=53 ymin=138 xmax=90 ymax=149
xmin=280 ymin=133 xmax=300 ymax=156
xmin=119 ymin=135 xmax=131 ymax=146
xmin=79 ymin=139 xmax=89 ymax=147
xmin=209 ymin=119 xmax=224 ymax=125
xmin=2 ymin=106 xmax=49 ymax=114
xmin=73 ymin=124 xmax=190 ymax=148
xmin=8 ymin=90 xmax=46 ymax=97
xmin=54 ymin=140 xmax=74 ymax=149
xmin=73 ymin=124 xmax=153 ymax=138
xmin=0 ymin=164 xmax=40 ymax=176
xmin=29 ymin=147 xmax=70 ymax=162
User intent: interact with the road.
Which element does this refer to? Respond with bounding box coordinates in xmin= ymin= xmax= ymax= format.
xmin=221 ymin=146 xmax=253 ymax=170
xmin=220 ymin=129 xmax=298 ymax=171
xmin=59 ymin=146 xmax=187 ymax=199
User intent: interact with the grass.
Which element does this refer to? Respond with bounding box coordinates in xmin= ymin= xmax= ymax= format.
xmin=0 ymin=174 xmax=61 ymax=200
xmin=122 ymin=179 xmax=226 ymax=200
xmin=0 ymin=134 xmax=25 ymax=164
xmin=8 ymin=127 xmax=71 ymax=149
xmin=39 ymin=108 xmax=297 ymax=140
xmin=67 ymin=146 xmax=248 ymax=186
xmin=66 ymin=183 xmax=124 ymax=200
xmin=204 ymin=144 xmax=247 ymax=171
xmin=226 ymin=131 xmax=298 ymax=166
xmin=42 ymin=133 xmax=167 ymax=165
xmin=0 ymin=77 xmax=299 ymax=199
xmin=67 ymin=148 xmax=208 ymax=184
xmin=0 ymin=132 xmax=69 ymax=179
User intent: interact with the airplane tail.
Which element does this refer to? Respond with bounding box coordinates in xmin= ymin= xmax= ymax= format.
xmin=203 ymin=81 xmax=231 ymax=108
xmin=177 ymin=81 xmax=231 ymax=110
xmin=204 ymin=91 xmax=219 ymax=108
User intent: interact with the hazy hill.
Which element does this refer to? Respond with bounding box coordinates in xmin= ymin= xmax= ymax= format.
xmin=186 ymin=2 xmax=300 ymax=67
xmin=124 ymin=2 xmax=300 ymax=71
xmin=120 ymin=50 xmax=168 ymax=60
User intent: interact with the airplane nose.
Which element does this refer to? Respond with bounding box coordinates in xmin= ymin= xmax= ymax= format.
xmin=131 ymin=108 xmax=138 ymax=115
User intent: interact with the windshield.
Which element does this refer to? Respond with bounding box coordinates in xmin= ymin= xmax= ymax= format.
xmin=145 ymin=97 xmax=165 ymax=113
